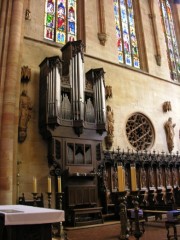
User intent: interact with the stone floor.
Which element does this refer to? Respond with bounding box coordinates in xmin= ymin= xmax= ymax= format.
xmin=52 ymin=219 xmax=174 ymax=240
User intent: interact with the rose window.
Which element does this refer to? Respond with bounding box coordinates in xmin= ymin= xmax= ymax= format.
xmin=126 ymin=113 xmax=154 ymax=151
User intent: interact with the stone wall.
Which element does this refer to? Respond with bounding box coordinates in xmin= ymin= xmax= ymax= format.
xmin=2 ymin=0 xmax=179 ymax=205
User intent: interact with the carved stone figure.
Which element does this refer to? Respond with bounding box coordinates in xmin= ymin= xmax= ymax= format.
xmin=18 ymin=90 xmax=32 ymax=143
xmin=149 ymin=168 xmax=155 ymax=187
xmin=164 ymin=117 xmax=176 ymax=153
xmin=158 ymin=168 xmax=163 ymax=187
xmin=141 ymin=168 xmax=147 ymax=189
xmin=112 ymin=170 xmax=118 ymax=191
xmin=166 ymin=168 xmax=171 ymax=187
xmin=105 ymin=105 xmax=114 ymax=149
xmin=172 ymin=168 xmax=178 ymax=187
xmin=106 ymin=105 xmax=114 ymax=136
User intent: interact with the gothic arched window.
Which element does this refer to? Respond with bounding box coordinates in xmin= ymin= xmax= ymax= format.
xmin=44 ymin=0 xmax=85 ymax=45
xmin=159 ymin=0 xmax=180 ymax=81
xmin=113 ymin=0 xmax=140 ymax=69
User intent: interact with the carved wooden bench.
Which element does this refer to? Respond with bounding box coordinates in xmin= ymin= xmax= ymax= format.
xmin=19 ymin=193 xmax=44 ymax=207
xmin=129 ymin=218 xmax=146 ymax=235
xmin=165 ymin=220 xmax=180 ymax=240
xmin=71 ymin=207 xmax=103 ymax=227
xmin=143 ymin=210 xmax=167 ymax=221
xmin=127 ymin=208 xmax=145 ymax=234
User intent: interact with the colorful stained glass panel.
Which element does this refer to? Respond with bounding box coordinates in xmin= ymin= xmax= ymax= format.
xmin=113 ymin=0 xmax=140 ymax=68
xmin=56 ymin=0 xmax=66 ymax=44
xmin=159 ymin=0 xmax=180 ymax=80
xmin=114 ymin=0 xmax=124 ymax=64
xmin=45 ymin=0 xmax=56 ymax=41
xmin=67 ymin=0 xmax=77 ymax=42
xmin=44 ymin=0 xmax=77 ymax=44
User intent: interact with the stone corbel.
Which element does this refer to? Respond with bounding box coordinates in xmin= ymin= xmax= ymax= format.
xmin=148 ymin=0 xmax=161 ymax=66
xmin=105 ymin=86 xmax=113 ymax=99
xmin=21 ymin=66 xmax=31 ymax=83
xmin=25 ymin=0 xmax=31 ymax=20
xmin=163 ymin=101 xmax=172 ymax=112
xmin=97 ymin=0 xmax=107 ymax=46
xmin=98 ymin=32 xmax=107 ymax=46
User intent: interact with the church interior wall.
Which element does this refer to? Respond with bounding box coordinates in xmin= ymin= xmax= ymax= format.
xmin=2 ymin=0 xmax=179 ymax=204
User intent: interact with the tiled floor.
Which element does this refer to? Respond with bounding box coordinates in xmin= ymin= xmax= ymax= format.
xmin=52 ymin=219 xmax=177 ymax=240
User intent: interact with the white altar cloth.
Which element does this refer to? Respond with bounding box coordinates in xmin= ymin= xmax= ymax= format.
xmin=0 ymin=205 xmax=64 ymax=225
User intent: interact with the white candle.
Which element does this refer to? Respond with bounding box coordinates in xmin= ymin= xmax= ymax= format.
xmin=117 ymin=166 xmax=125 ymax=192
xmin=48 ymin=176 xmax=51 ymax=193
xmin=33 ymin=177 xmax=37 ymax=193
xmin=131 ymin=166 xmax=137 ymax=191
xmin=57 ymin=176 xmax=62 ymax=193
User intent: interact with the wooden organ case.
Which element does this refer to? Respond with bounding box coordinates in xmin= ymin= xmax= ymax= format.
xmin=39 ymin=40 xmax=106 ymax=226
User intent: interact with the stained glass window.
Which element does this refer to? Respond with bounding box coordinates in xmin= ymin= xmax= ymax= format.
xmin=44 ymin=0 xmax=77 ymax=44
xmin=159 ymin=0 xmax=180 ymax=81
xmin=113 ymin=0 xmax=140 ymax=68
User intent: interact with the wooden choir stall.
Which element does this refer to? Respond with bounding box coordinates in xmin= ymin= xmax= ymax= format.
xmin=100 ymin=150 xmax=180 ymax=221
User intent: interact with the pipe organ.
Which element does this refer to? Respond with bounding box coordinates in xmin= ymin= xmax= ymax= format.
xmin=39 ymin=41 xmax=107 ymax=225
xmin=39 ymin=40 xmax=106 ymax=136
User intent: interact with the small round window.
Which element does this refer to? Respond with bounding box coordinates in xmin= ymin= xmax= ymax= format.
xmin=126 ymin=113 xmax=155 ymax=151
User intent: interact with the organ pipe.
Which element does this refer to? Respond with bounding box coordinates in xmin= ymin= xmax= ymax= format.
xmin=55 ymin=64 xmax=61 ymax=116
xmin=67 ymin=41 xmax=85 ymax=121
xmin=78 ymin=52 xmax=84 ymax=120
xmin=100 ymin=74 xmax=106 ymax=123
xmin=46 ymin=58 xmax=61 ymax=118
xmin=86 ymin=68 xmax=106 ymax=126
xmin=94 ymin=68 xmax=106 ymax=124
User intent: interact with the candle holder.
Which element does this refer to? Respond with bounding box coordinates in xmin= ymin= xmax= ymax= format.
xmin=52 ymin=192 xmax=67 ymax=240
xmin=56 ymin=192 xmax=64 ymax=210
xmin=116 ymin=191 xmax=129 ymax=240
xmin=32 ymin=192 xmax=38 ymax=207
xmin=131 ymin=190 xmax=139 ymax=203
xmin=131 ymin=190 xmax=144 ymax=240
xmin=47 ymin=192 xmax=52 ymax=208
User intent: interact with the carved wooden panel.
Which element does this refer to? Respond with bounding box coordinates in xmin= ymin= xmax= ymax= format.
xmin=66 ymin=142 xmax=92 ymax=165
xmin=68 ymin=186 xmax=97 ymax=207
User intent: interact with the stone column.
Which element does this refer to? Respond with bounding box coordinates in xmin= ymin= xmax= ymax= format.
xmin=0 ymin=0 xmax=13 ymax=132
xmin=0 ymin=0 xmax=24 ymax=204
